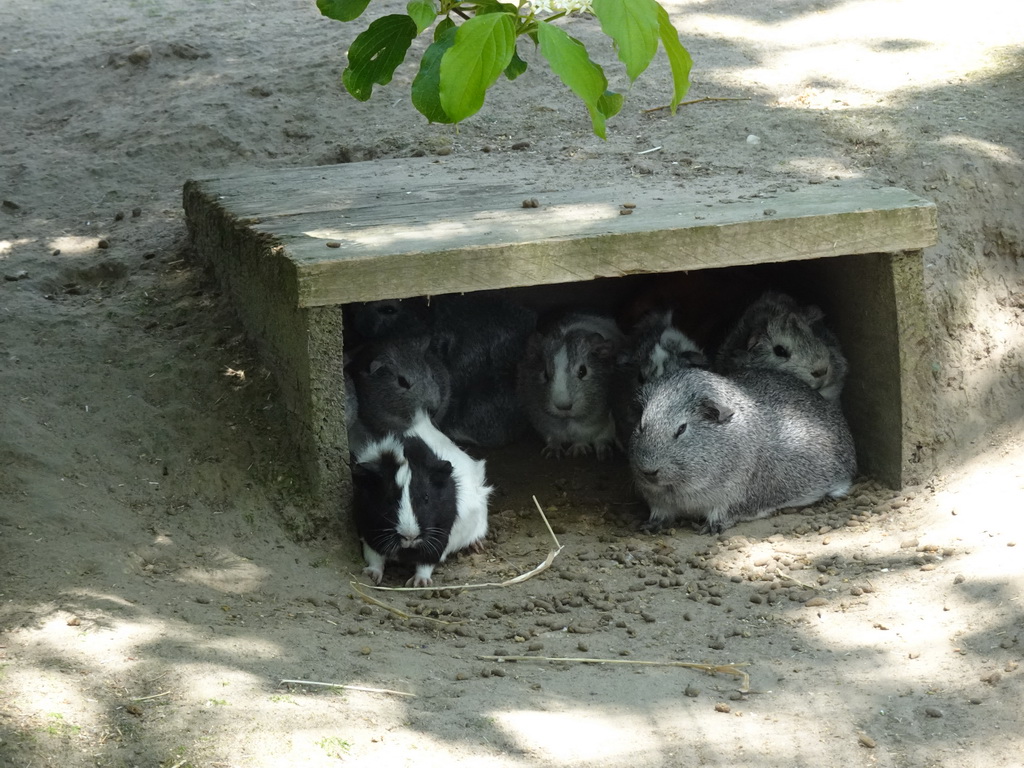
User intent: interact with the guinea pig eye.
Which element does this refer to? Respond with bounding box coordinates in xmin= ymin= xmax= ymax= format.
xmin=773 ymin=344 xmax=791 ymax=360
xmin=396 ymin=375 xmax=412 ymax=390
xmin=674 ymin=422 xmax=687 ymax=439
xmin=577 ymin=364 xmax=588 ymax=379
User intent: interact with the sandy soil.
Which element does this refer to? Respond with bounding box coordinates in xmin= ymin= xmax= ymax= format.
xmin=1 ymin=1 xmax=1022 ymax=766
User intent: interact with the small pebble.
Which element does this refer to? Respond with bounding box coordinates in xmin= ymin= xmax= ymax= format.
xmin=97 ymin=239 xmax=110 ymax=249
xmin=924 ymin=707 xmax=943 ymax=718
xmin=359 ymin=646 xmax=371 ymax=656
xmin=746 ymin=134 xmax=761 ymax=145
xmin=804 ymin=596 xmax=828 ymax=607
xmin=511 ymin=140 xmax=531 ymax=150
xmin=858 ymin=734 xmax=876 ymax=749
xmin=325 ymin=241 xmax=341 ymax=248
xmin=521 ymin=198 xmax=540 ymax=209
xmin=684 ymin=685 xmax=701 ymax=698
xmin=132 ymin=207 xmax=142 ymax=217
xmin=619 ymin=208 xmax=633 ymax=216
xmin=714 ymin=703 xmax=731 ymax=713
xmin=577 ymin=641 xmax=589 ymax=652
xmin=127 ymin=44 xmax=152 ymax=65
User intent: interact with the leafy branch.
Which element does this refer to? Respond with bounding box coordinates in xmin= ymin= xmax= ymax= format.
xmin=316 ymin=0 xmax=692 ymax=138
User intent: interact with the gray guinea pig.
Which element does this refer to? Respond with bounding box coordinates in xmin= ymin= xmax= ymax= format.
xmin=611 ymin=308 xmax=708 ymax=446
xmin=516 ymin=311 xmax=624 ymax=459
xmin=344 ymin=364 xmax=374 ymax=458
xmin=346 ymin=298 xmax=429 ymax=344
xmin=629 ymin=366 xmax=856 ymax=534
xmin=715 ymin=291 xmax=848 ymax=401
xmin=349 ymin=334 xmax=451 ymax=438
xmin=429 ymin=293 xmax=537 ymax=447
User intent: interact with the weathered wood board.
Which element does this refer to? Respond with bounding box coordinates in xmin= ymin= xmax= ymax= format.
xmin=183 ymin=157 xmax=938 ymax=524
xmin=188 ymin=158 xmax=937 ymax=308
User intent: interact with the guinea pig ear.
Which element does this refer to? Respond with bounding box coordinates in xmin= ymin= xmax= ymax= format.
xmin=352 ymin=460 xmax=382 ymax=482
xmin=588 ymin=334 xmax=617 ymax=360
xmin=682 ymin=350 xmax=710 ymax=369
xmin=802 ymin=304 xmax=825 ymax=324
xmin=367 ymin=358 xmax=386 ymax=375
xmin=746 ymin=331 xmax=767 ymax=352
xmin=428 ymin=459 xmax=454 ymax=487
xmin=700 ymin=398 xmax=734 ymax=424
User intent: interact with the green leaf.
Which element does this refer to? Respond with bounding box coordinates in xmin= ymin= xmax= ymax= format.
xmin=598 ymin=89 xmax=623 ymax=119
xmin=438 ymin=13 xmax=516 ymax=123
xmin=342 ymin=15 xmax=418 ymax=101
xmin=657 ymin=4 xmax=692 ymax=112
xmin=473 ymin=0 xmax=518 ymax=13
xmin=504 ymin=47 xmax=528 ymax=81
xmin=591 ymin=0 xmax=659 ymax=82
xmin=434 ymin=16 xmax=455 ymax=41
xmin=316 ymin=0 xmax=372 ymax=22
xmin=406 ymin=0 xmax=436 ymax=34
xmin=536 ymin=20 xmax=612 ymax=139
xmin=412 ymin=25 xmax=458 ymax=123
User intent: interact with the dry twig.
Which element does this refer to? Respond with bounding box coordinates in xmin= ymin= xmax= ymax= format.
xmin=349 ymin=579 xmax=459 ymax=626
xmin=279 ymin=679 xmax=415 ymax=698
xmin=643 ymin=95 xmax=752 ymax=114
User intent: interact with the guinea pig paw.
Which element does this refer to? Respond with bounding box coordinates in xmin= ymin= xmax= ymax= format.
xmin=698 ymin=519 xmax=727 ymax=536
xmin=406 ymin=575 xmax=434 ymax=588
xmin=362 ymin=566 xmax=384 ymax=585
xmin=638 ymin=518 xmax=665 ymax=534
xmin=565 ymin=443 xmax=593 ymax=459
xmin=467 ymin=539 xmax=486 ymax=554
xmin=593 ymin=442 xmax=615 ymax=461
xmin=541 ymin=443 xmax=565 ymax=459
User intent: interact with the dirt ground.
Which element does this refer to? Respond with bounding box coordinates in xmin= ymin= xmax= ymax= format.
xmin=1 ymin=1 xmax=1022 ymax=766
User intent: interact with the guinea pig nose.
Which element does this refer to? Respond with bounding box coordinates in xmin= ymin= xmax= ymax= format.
xmin=641 ymin=468 xmax=659 ymax=481
xmin=811 ymin=367 xmax=828 ymax=379
xmin=555 ymin=401 xmax=573 ymax=412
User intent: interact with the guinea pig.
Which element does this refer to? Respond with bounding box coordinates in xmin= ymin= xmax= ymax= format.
xmin=348 ymin=334 xmax=452 ymax=439
xmin=345 ymin=297 xmax=430 ymax=346
xmin=352 ymin=410 xmax=492 ymax=587
xmin=629 ymin=366 xmax=856 ymax=534
xmin=429 ymin=293 xmax=537 ymax=447
xmin=715 ymin=291 xmax=848 ymax=401
xmin=344 ymin=365 xmax=374 ymax=458
xmin=611 ymin=308 xmax=709 ymax=446
xmin=516 ymin=311 xmax=625 ymax=459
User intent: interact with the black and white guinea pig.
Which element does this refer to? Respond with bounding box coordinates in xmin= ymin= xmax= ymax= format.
xmin=351 ymin=410 xmax=492 ymax=587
